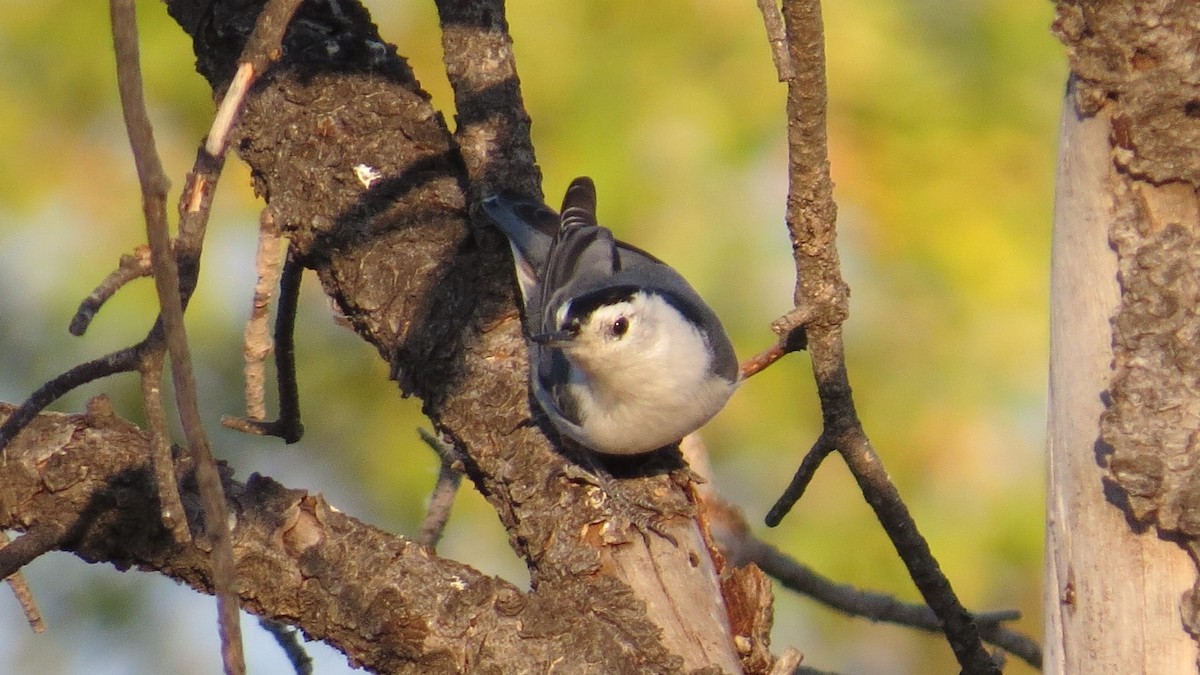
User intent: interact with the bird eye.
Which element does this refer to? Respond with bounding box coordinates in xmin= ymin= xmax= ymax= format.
xmin=611 ymin=316 xmax=629 ymax=337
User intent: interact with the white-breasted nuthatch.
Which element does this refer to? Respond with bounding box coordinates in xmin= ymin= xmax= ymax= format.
xmin=482 ymin=177 xmax=739 ymax=455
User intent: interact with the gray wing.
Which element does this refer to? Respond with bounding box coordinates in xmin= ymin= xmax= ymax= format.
xmin=535 ymin=178 xmax=622 ymax=334
xmin=532 ymin=344 xmax=586 ymax=429
xmin=480 ymin=192 xmax=560 ymax=306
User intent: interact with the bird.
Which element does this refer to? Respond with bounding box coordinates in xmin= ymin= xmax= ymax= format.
xmin=482 ymin=177 xmax=738 ymax=455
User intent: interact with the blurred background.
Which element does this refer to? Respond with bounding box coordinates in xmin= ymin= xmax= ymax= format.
xmin=0 ymin=0 xmax=1063 ymax=673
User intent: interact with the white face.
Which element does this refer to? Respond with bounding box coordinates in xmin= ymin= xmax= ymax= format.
xmin=554 ymin=292 xmax=712 ymax=392
xmin=555 ymin=295 xmax=651 ymax=367
xmin=545 ymin=291 xmax=734 ymax=454
xmin=575 ymin=301 xmax=636 ymax=345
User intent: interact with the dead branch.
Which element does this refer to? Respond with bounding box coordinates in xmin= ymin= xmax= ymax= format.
xmin=108 ymin=1 xmax=245 ymax=671
xmin=0 ymin=523 xmax=64 ymax=585
xmin=712 ymin=494 xmax=1041 ymax=668
xmin=0 ymin=344 xmax=144 ymax=451
xmin=221 ymin=210 xmax=305 ymax=443
xmin=240 ymin=211 xmax=288 ymax=422
xmin=0 ymin=402 xmax=529 ymax=672
xmin=138 ymin=349 xmax=191 ymax=543
xmin=0 ymin=531 xmax=45 ymax=634
xmin=69 ymin=244 xmax=153 ymax=336
xmin=258 ymin=618 xmax=313 ymax=675
xmin=762 ymin=0 xmax=1001 ymax=672
xmin=0 ymin=401 xmax=760 ymax=672
xmin=416 ymin=429 xmax=464 ymax=550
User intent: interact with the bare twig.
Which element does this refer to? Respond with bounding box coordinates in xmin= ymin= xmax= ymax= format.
xmin=108 ymin=0 xmax=310 ymax=667
xmin=698 ymin=473 xmax=1038 ymax=667
xmin=733 ymin=522 xmax=1039 ymax=667
xmin=764 ymin=433 xmax=835 ymax=526
xmin=686 ymin=435 xmax=1042 ymax=668
xmin=243 ymin=212 xmax=287 ymax=421
xmin=0 ymin=523 xmax=65 ymax=582
xmin=271 ymin=252 xmax=304 ymax=440
xmin=221 ymin=247 xmax=304 ymax=443
xmin=763 ymin=1 xmax=1001 ymax=672
xmin=0 ymin=344 xmax=144 ymax=452
xmin=756 ymin=0 xmax=794 ymax=81
xmin=739 ymin=320 xmax=808 ymax=380
xmin=1 ymin=531 xmax=46 ymax=633
xmin=139 ymin=349 xmax=191 ymax=543
xmin=69 ymin=244 xmax=154 ymax=336
xmin=109 ymin=2 xmax=245 ymax=673
xmin=258 ymin=618 xmax=313 ymax=675
xmin=416 ymin=429 xmax=464 ymax=550
xmin=207 ymin=0 xmax=304 ymax=157
xmin=740 ymin=342 xmax=786 ymax=380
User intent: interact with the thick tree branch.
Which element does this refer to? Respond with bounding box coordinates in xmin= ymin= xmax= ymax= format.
xmin=0 ymin=403 xmax=537 ymax=673
xmin=432 ymin=1 xmax=748 ymax=669
xmin=156 ymin=0 xmax=753 ymax=670
xmin=1 ymin=402 xmax=766 ymax=672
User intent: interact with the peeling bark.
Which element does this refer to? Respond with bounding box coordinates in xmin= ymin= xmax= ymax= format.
xmin=1049 ymin=0 xmax=1200 ymax=670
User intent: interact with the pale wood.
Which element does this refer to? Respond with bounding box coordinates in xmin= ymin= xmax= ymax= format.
xmin=1044 ymin=87 xmax=1198 ymax=673
xmin=607 ymin=521 xmax=743 ymax=672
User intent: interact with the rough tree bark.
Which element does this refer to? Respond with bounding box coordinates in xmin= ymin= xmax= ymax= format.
xmin=1 ymin=0 xmax=1039 ymax=672
xmin=1047 ymin=2 xmax=1200 ymax=671
xmin=3 ymin=0 xmax=771 ymax=672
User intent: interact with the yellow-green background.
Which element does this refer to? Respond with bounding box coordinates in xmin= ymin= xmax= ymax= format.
xmin=0 ymin=1 xmax=1061 ymax=673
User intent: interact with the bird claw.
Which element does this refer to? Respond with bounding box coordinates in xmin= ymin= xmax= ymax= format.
xmin=563 ymin=455 xmax=685 ymax=547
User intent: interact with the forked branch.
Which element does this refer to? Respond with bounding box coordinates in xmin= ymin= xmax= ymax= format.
xmin=760 ymin=0 xmax=1003 ymax=672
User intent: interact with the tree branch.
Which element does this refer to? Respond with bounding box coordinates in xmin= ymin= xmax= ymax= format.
xmin=0 ymin=403 xmax=540 ymax=673
xmin=109 ymin=1 xmax=245 ymax=671
xmin=766 ymin=1 xmax=1001 ymax=672
xmin=155 ymin=0 xmax=754 ymax=670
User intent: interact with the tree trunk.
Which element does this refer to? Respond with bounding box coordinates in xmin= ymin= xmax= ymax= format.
xmin=1045 ymin=79 xmax=1197 ymax=675
xmin=1048 ymin=1 xmax=1200 ymax=670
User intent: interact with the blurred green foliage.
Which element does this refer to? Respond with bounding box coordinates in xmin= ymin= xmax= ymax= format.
xmin=0 ymin=0 xmax=1062 ymax=673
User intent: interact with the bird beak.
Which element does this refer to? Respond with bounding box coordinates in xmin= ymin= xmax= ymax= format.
xmin=530 ymin=329 xmax=576 ymax=347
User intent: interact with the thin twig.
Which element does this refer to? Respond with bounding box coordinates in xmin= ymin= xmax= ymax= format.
xmin=750 ymin=534 xmax=1038 ymax=667
xmin=272 ymin=252 xmax=304 ymax=441
xmin=109 ymin=3 xmax=244 ymax=673
xmin=1 ymin=530 xmax=46 ymax=633
xmin=756 ymin=0 xmax=794 ymax=81
xmin=207 ymin=0 xmax=305 ymax=155
xmin=698 ymin=467 xmax=1042 ymax=668
xmin=258 ymin=618 xmax=313 ymax=675
xmin=244 ymin=212 xmax=287 ymax=421
xmin=232 ymin=211 xmax=286 ymax=421
xmin=0 ymin=523 xmax=65 ymax=582
xmin=764 ymin=433 xmax=834 ymax=526
xmin=836 ymin=429 xmax=1002 ymax=672
xmin=139 ymin=349 xmax=192 ymax=543
xmin=69 ymin=244 xmax=153 ymax=336
xmin=416 ymin=429 xmax=463 ymax=550
xmin=766 ymin=1 xmax=1001 ymax=672
xmin=0 ymin=343 xmax=143 ymax=452
xmin=221 ymin=246 xmax=304 ymax=443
